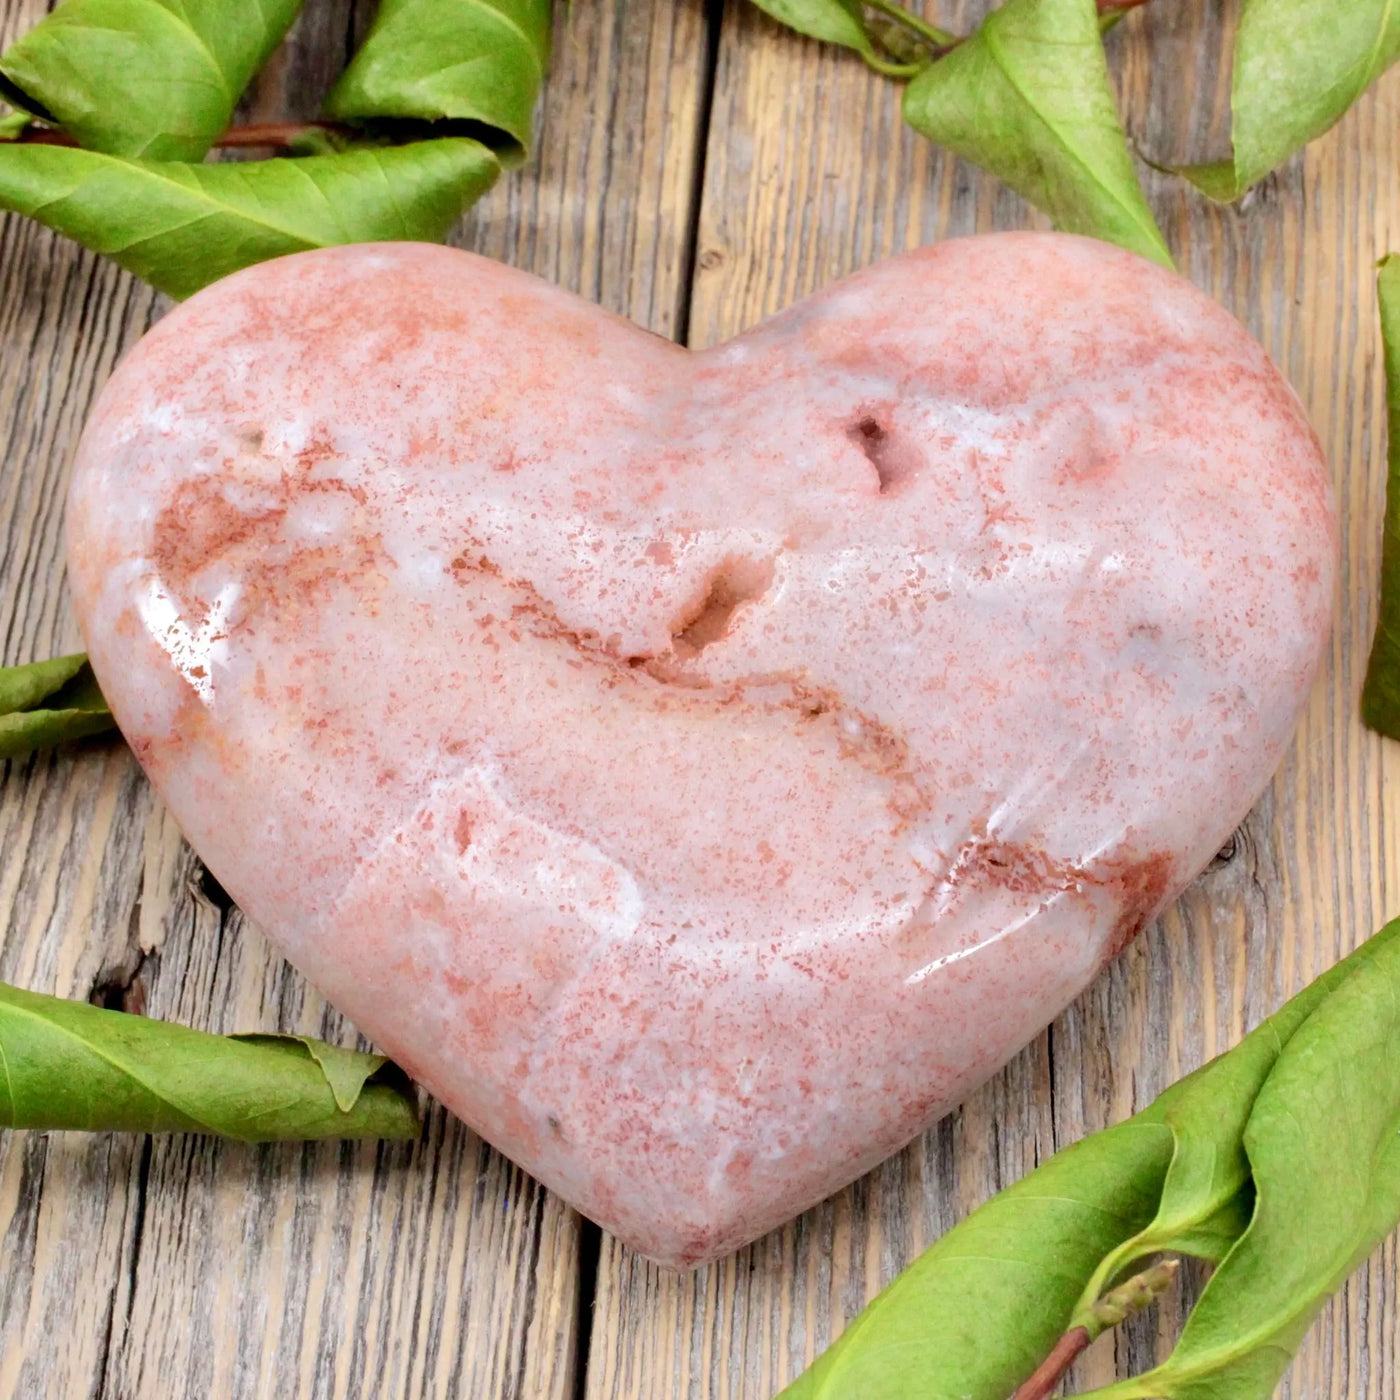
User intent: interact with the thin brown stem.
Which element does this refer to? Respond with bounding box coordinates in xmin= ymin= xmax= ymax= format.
xmin=1011 ymin=1326 xmax=1092 ymax=1400
xmin=1097 ymin=0 xmax=1151 ymax=12
xmin=8 ymin=120 xmax=353 ymax=150
xmin=10 ymin=125 xmax=71 ymax=145
xmin=209 ymin=121 xmax=354 ymax=149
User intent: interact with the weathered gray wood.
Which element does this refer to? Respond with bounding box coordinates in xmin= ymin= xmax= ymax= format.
xmin=0 ymin=0 xmax=710 ymax=1394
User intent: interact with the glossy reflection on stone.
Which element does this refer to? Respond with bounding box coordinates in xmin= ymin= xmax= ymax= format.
xmin=66 ymin=234 xmax=1335 ymax=1269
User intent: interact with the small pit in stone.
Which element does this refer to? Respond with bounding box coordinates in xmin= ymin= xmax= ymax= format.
xmin=671 ymin=556 xmax=776 ymax=659
xmin=848 ymin=412 xmax=917 ymax=495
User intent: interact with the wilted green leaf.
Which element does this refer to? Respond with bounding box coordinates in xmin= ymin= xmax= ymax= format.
xmin=0 ymin=0 xmax=305 ymax=161
xmin=777 ymin=1116 xmax=1178 ymax=1399
xmin=0 ymin=705 xmax=116 ymax=759
xmin=0 ymin=653 xmax=116 ymax=760
xmin=0 ymin=137 xmax=500 ymax=299
xmin=747 ymin=0 xmax=955 ymax=71
xmin=1179 ymin=0 xmax=1400 ymax=201
xmin=902 ymin=0 xmax=1171 ymax=267
xmin=232 ymin=1033 xmax=392 ymax=1114
xmin=746 ymin=0 xmax=881 ymax=62
xmin=1082 ymin=927 xmax=1400 ymax=1398
xmin=0 ymin=653 xmax=90 ymax=715
xmin=1068 ymin=919 xmax=1400 ymax=1324
xmin=325 ymin=0 xmax=552 ymax=156
xmin=1362 ymin=256 xmax=1400 ymax=737
xmin=0 ymin=982 xmax=419 ymax=1141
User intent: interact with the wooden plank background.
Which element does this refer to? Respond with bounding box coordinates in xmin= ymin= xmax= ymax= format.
xmin=0 ymin=0 xmax=1397 ymax=1395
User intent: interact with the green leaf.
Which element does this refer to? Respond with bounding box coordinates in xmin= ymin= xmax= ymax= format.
xmin=0 ymin=706 xmax=117 ymax=759
xmin=0 ymin=982 xmax=419 ymax=1140
xmin=232 ymin=1033 xmax=389 ymax=1114
xmin=746 ymin=0 xmax=950 ymax=77
xmin=776 ymin=1116 xmax=1178 ymax=1399
xmin=1170 ymin=157 xmax=1245 ymax=204
xmin=1179 ymin=0 xmax=1400 ymax=201
xmin=1069 ymin=918 xmax=1400 ymax=1324
xmin=0 ymin=0 xmax=305 ymax=161
xmin=1362 ymin=256 xmax=1400 ymax=737
xmin=0 ymin=654 xmax=116 ymax=760
xmin=1082 ymin=925 xmax=1400 ymax=1398
xmin=746 ymin=0 xmax=880 ymax=61
xmin=324 ymin=0 xmax=552 ymax=156
xmin=1153 ymin=1187 xmax=1255 ymax=1264
xmin=0 ymin=137 xmax=500 ymax=299
xmin=902 ymin=0 xmax=1172 ymax=268
xmin=0 ymin=653 xmax=90 ymax=715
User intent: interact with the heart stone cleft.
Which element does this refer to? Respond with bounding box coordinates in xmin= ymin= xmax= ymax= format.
xmin=65 ymin=234 xmax=1336 ymax=1269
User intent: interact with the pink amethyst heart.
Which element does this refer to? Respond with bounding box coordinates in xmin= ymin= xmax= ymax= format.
xmin=66 ymin=234 xmax=1334 ymax=1269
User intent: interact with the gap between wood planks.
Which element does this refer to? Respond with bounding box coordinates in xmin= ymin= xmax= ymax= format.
xmin=674 ymin=0 xmax=726 ymax=352
xmin=88 ymin=855 xmax=211 ymax=1400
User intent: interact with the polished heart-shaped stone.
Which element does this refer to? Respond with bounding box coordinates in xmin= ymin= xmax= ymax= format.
xmin=67 ymin=234 xmax=1334 ymax=1269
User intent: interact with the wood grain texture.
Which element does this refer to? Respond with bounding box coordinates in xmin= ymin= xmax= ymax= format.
xmin=583 ymin=2 xmax=1400 ymax=1398
xmin=0 ymin=0 xmax=709 ymax=1395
